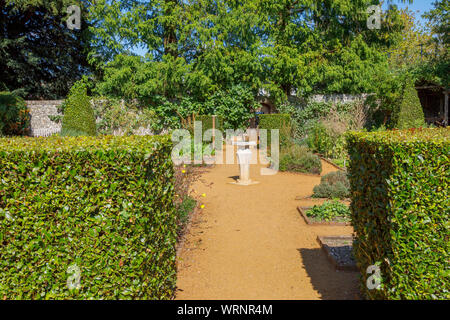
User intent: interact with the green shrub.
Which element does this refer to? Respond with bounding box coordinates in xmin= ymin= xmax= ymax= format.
xmin=278 ymin=101 xmax=355 ymax=141
xmin=392 ymin=82 xmax=426 ymax=129
xmin=306 ymin=200 xmax=350 ymax=222
xmin=305 ymin=120 xmax=334 ymax=155
xmin=92 ymin=98 xmax=157 ymax=135
xmin=0 ymin=135 xmax=176 ymax=299
xmin=61 ymin=82 xmax=96 ymax=136
xmin=322 ymin=170 xmax=349 ymax=186
xmin=0 ymin=91 xmax=30 ymax=136
xmin=279 ymin=145 xmax=322 ymax=174
xmin=312 ymin=171 xmax=350 ymax=199
xmin=312 ymin=181 xmax=349 ymax=199
xmin=258 ymin=114 xmax=292 ymax=149
xmin=347 ymin=128 xmax=449 ymax=300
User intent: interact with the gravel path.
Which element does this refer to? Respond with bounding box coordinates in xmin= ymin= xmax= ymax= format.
xmin=176 ymin=146 xmax=360 ymax=300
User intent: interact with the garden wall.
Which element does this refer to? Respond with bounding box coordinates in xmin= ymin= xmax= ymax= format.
xmin=26 ymin=100 xmax=63 ymax=137
xmin=26 ymin=100 xmax=153 ymax=137
xmin=309 ymin=94 xmax=369 ymax=104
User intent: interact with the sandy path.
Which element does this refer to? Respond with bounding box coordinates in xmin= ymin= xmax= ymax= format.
xmin=176 ymin=146 xmax=359 ymax=300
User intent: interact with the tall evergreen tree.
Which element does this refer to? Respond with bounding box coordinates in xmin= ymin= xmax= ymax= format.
xmin=0 ymin=0 xmax=92 ymax=99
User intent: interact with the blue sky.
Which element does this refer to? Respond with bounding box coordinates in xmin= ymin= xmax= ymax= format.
xmin=131 ymin=0 xmax=437 ymax=57
xmin=383 ymin=0 xmax=436 ymax=24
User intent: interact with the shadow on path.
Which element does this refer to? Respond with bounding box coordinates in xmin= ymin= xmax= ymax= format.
xmin=298 ymin=248 xmax=361 ymax=300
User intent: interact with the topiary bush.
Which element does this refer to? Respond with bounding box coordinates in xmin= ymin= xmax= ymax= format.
xmin=391 ymin=82 xmax=426 ymax=129
xmin=312 ymin=171 xmax=350 ymax=199
xmin=0 ymin=135 xmax=176 ymax=299
xmin=0 ymin=91 xmax=30 ymax=136
xmin=347 ymin=128 xmax=449 ymax=300
xmin=61 ymin=82 xmax=96 ymax=136
xmin=279 ymin=144 xmax=322 ymax=174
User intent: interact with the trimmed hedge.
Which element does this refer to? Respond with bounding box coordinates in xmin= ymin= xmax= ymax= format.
xmin=0 ymin=91 xmax=30 ymax=136
xmin=258 ymin=114 xmax=291 ymax=149
xmin=347 ymin=128 xmax=449 ymax=300
xmin=0 ymin=135 xmax=176 ymax=299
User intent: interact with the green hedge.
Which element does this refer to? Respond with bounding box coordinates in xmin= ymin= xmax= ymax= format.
xmin=0 ymin=135 xmax=176 ymax=299
xmin=258 ymin=114 xmax=291 ymax=149
xmin=0 ymin=91 xmax=30 ymax=136
xmin=347 ymin=128 xmax=449 ymax=300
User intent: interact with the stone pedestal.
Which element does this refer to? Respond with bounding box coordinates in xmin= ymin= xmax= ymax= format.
xmin=230 ymin=149 xmax=259 ymax=186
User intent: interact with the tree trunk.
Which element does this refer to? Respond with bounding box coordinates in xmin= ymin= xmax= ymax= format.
xmin=444 ymin=90 xmax=449 ymax=126
xmin=163 ymin=0 xmax=178 ymax=58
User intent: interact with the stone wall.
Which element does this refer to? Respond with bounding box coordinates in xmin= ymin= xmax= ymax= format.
xmin=26 ymin=99 xmax=154 ymax=137
xmin=26 ymin=100 xmax=63 ymax=137
xmin=309 ymin=94 xmax=369 ymax=104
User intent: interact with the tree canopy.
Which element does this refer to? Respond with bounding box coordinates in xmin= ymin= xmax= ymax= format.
xmin=87 ymin=0 xmax=411 ymax=104
xmin=416 ymin=0 xmax=449 ymax=88
xmin=3 ymin=0 xmax=445 ymax=104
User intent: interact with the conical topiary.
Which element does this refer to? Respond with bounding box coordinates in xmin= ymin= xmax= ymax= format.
xmin=61 ymin=81 xmax=96 ymax=136
xmin=392 ymin=82 xmax=426 ymax=129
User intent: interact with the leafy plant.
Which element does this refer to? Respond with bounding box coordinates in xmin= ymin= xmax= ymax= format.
xmin=306 ymin=200 xmax=350 ymax=222
xmin=192 ymin=115 xmax=224 ymax=141
xmin=61 ymin=81 xmax=96 ymax=136
xmin=91 ymin=98 xmax=157 ymax=135
xmin=173 ymin=164 xmax=200 ymax=237
xmin=204 ymin=85 xmax=258 ymax=130
xmin=176 ymin=196 xmax=197 ymax=233
xmin=0 ymin=91 xmax=30 ymax=136
xmin=278 ymin=144 xmax=322 ymax=174
xmin=305 ymin=120 xmax=334 ymax=156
